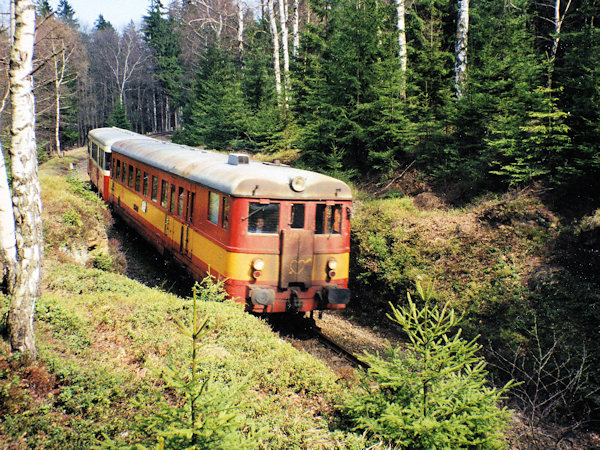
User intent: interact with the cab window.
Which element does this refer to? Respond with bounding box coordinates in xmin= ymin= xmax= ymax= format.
xmin=104 ymin=152 xmax=111 ymax=171
xmin=315 ymin=204 xmax=342 ymax=235
xmin=291 ymin=204 xmax=305 ymax=229
xmin=248 ymin=202 xmax=279 ymax=234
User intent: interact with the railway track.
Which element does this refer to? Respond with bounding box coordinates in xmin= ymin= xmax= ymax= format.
xmin=312 ymin=328 xmax=371 ymax=370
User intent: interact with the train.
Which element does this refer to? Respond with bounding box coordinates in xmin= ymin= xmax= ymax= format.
xmin=87 ymin=127 xmax=352 ymax=313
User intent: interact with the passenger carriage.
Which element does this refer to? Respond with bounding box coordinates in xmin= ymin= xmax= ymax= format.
xmin=88 ymin=127 xmax=352 ymax=313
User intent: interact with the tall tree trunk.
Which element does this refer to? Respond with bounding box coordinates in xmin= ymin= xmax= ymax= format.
xmin=0 ymin=141 xmax=17 ymax=290
xmin=278 ymin=0 xmax=290 ymax=106
xmin=267 ymin=0 xmax=282 ymax=106
xmin=292 ymin=0 xmax=299 ymax=58
xmin=8 ymin=0 xmax=43 ymax=359
xmin=454 ymin=0 xmax=469 ymax=98
xmin=395 ymin=0 xmax=407 ymax=100
xmin=547 ymin=0 xmax=572 ymax=89
xmin=237 ymin=0 xmax=244 ymax=58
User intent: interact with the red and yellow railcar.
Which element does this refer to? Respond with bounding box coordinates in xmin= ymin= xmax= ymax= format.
xmin=88 ymin=127 xmax=352 ymax=313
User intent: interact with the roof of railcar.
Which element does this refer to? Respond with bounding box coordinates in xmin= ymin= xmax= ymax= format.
xmin=88 ymin=127 xmax=154 ymax=148
xmin=104 ymin=132 xmax=352 ymax=201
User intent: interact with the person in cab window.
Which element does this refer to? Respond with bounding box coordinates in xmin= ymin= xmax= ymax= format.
xmin=249 ymin=217 xmax=265 ymax=233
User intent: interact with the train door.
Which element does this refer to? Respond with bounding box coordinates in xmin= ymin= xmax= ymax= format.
xmin=279 ymin=203 xmax=313 ymax=289
xmin=182 ymin=190 xmax=195 ymax=258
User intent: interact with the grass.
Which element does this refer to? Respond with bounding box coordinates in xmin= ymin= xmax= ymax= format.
xmin=0 ymin=149 xmax=368 ymax=448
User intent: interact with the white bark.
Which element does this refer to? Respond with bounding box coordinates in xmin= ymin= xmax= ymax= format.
xmin=395 ymin=0 xmax=407 ymax=99
xmin=292 ymin=0 xmax=299 ymax=58
xmin=548 ymin=0 xmax=572 ymax=88
xmin=237 ymin=0 xmax=244 ymax=57
xmin=8 ymin=0 xmax=43 ymax=358
xmin=0 ymin=144 xmax=17 ymax=287
xmin=267 ymin=0 xmax=282 ymax=105
xmin=454 ymin=0 xmax=469 ymax=98
xmin=278 ymin=0 xmax=290 ymax=106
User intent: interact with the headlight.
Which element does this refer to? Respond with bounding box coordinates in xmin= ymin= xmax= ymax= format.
xmin=327 ymin=258 xmax=338 ymax=270
xmin=290 ymin=176 xmax=306 ymax=192
xmin=252 ymin=258 xmax=265 ymax=270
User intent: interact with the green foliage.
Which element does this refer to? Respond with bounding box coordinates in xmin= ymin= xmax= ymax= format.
xmin=343 ymin=283 xmax=514 ymax=449
xmin=65 ymin=176 xmax=100 ymax=203
xmin=91 ymin=251 xmax=113 ymax=271
xmin=106 ymin=102 xmax=132 ymax=130
xmin=350 ymin=199 xmax=424 ymax=306
xmin=296 ymin=0 xmax=412 ymax=175
xmin=137 ymin=282 xmax=249 ymax=448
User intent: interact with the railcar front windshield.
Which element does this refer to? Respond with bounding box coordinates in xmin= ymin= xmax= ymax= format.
xmin=248 ymin=202 xmax=279 ymax=234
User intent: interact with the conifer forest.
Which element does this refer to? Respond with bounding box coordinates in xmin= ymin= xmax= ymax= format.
xmin=2 ymin=0 xmax=596 ymax=193
xmin=0 ymin=0 xmax=599 ymax=447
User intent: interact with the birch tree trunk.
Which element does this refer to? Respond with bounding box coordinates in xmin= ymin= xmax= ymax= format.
xmin=0 ymin=142 xmax=17 ymax=289
xmin=278 ymin=0 xmax=290 ymax=106
xmin=237 ymin=0 xmax=244 ymax=58
xmin=292 ymin=0 xmax=299 ymax=58
xmin=454 ymin=0 xmax=469 ymax=98
xmin=267 ymin=0 xmax=282 ymax=106
xmin=8 ymin=0 xmax=43 ymax=358
xmin=547 ymin=0 xmax=572 ymax=89
xmin=394 ymin=0 xmax=407 ymax=99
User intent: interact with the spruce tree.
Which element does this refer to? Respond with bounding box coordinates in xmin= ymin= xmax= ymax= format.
xmin=56 ymin=0 xmax=78 ymax=27
xmin=106 ymin=102 xmax=132 ymax=130
xmin=343 ymin=282 xmax=513 ymax=448
xmin=94 ymin=14 xmax=114 ymax=31
xmin=35 ymin=0 xmax=52 ymax=16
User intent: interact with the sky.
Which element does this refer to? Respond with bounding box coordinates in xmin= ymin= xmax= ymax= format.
xmin=51 ymin=0 xmax=151 ymax=31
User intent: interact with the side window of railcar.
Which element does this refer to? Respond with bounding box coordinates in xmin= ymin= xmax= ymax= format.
xmin=121 ymin=163 xmax=127 ymax=183
xmin=115 ymin=160 xmax=121 ymax=180
xmin=160 ymin=180 xmax=168 ymax=208
xmin=143 ymin=172 xmax=149 ymax=197
xmin=128 ymin=165 xmax=134 ymax=188
xmin=92 ymin=142 xmax=98 ymax=162
xmin=315 ymin=204 xmax=342 ymax=235
xmin=151 ymin=176 xmax=158 ymax=202
xmin=169 ymin=184 xmax=176 ymax=214
xmin=135 ymin=168 xmax=141 ymax=192
xmin=248 ymin=202 xmax=279 ymax=234
xmin=177 ymin=187 xmax=184 ymax=217
xmin=208 ymin=192 xmax=219 ymax=225
xmin=221 ymin=197 xmax=229 ymax=230
xmin=291 ymin=204 xmax=305 ymax=229
xmin=186 ymin=192 xmax=195 ymax=224
xmin=99 ymin=149 xmax=104 ymax=169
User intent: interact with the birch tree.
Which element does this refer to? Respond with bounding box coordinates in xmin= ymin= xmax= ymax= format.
xmin=547 ymin=0 xmax=572 ymax=89
xmin=292 ymin=0 xmax=299 ymax=58
xmin=278 ymin=0 xmax=291 ymax=103
xmin=394 ymin=0 xmax=407 ymax=99
xmin=455 ymin=0 xmax=469 ymax=98
xmin=266 ymin=0 xmax=282 ymax=106
xmin=7 ymin=0 xmax=44 ymax=358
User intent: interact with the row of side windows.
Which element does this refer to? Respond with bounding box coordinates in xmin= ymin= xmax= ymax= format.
xmin=88 ymin=140 xmax=111 ymax=171
xmin=112 ymin=158 xmax=228 ymax=230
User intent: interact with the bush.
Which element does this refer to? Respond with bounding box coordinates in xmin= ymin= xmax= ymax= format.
xmin=343 ymin=283 xmax=514 ymax=449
